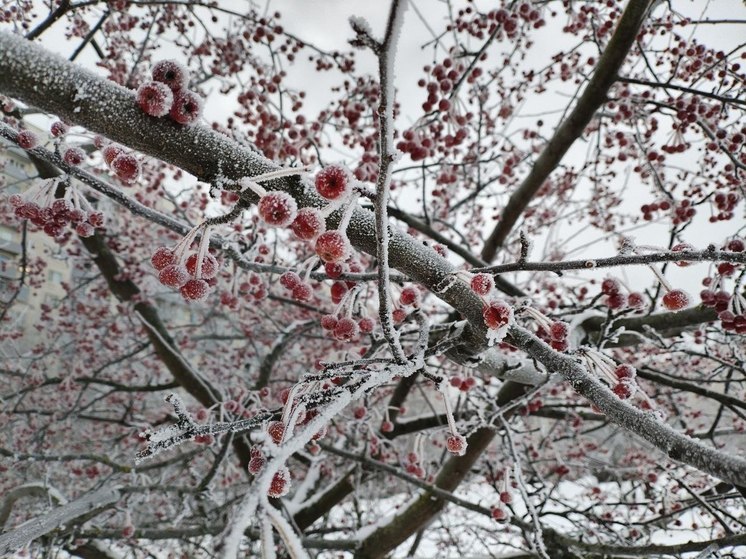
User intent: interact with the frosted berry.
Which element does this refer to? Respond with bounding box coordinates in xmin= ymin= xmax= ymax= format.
xmin=180 ymin=278 xmax=210 ymax=301
xmin=358 ymin=316 xmax=375 ymax=333
xmin=268 ymin=466 xmax=291 ymax=498
xmin=151 ymin=59 xmax=189 ymax=91
xmin=136 ymin=81 xmax=174 ymax=117
xmin=159 ymin=265 xmax=190 ymax=288
xmin=292 ymin=282 xmax=313 ymax=302
xmin=267 ymin=420 xmax=285 ymax=444
xmin=102 ymin=144 xmax=124 ymax=166
xmin=50 ymin=121 xmax=68 ymax=137
xmin=353 ymin=406 xmax=367 ymax=419
xmin=628 ymin=292 xmax=644 ymax=309
xmin=290 ymin=207 xmax=325 ymax=240
xmin=499 ymin=491 xmax=512 ymax=504
xmin=280 ymin=271 xmax=301 ymax=290
xmin=381 ymin=420 xmax=394 ymax=433
xmin=315 ymin=165 xmax=351 ymax=200
xmin=258 ymin=192 xmax=298 ymax=227
xmin=316 ymin=231 xmax=351 ymax=263
xmin=169 ymin=89 xmax=203 ymax=125
xmin=185 ymin=252 xmax=219 ymax=279
xmin=482 ymin=300 xmax=513 ymax=330
xmin=16 ymin=130 xmax=38 ymax=149
xmin=334 ymin=317 xmax=359 ymax=341
xmin=662 ymin=289 xmax=689 ymax=311
xmin=446 ymin=434 xmax=467 ymax=456
xmin=491 ymin=507 xmax=507 ymax=521
xmin=399 ymin=286 xmax=420 ymax=306
xmin=248 ymin=455 xmax=265 ymax=475
xmin=330 ymin=281 xmax=348 ymax=304
xmin=76 ymin=222 xmax=94 ymax=237
xmin=325 ymin=262 xmax=344 ymax=279
xmin=470 ymin=273 xmax=494 ymax=296
xmin=615 ymin=364 xmax=636 ymax=380
xmin=320 ymin=314 xmax=338 ymax=330
xmin=601 ymin=278 xmax=620 ymax=295
xmin=88 ymin=211 xmax=104 ymax=227
xmin=549 ymin=321 xmax=568 ymax=341
xmin=111 ymin=153 xmax=140 ymax=182
xmin=122 ymin=524 xmax=135 ymax=538
xmin=63 ymin=147 xmax=85 ymax=166
xmin=612 ymin=382 xmax=633 ymax=399
xmin=151 ymin=247 xmax=175 ymax=271
xmin=726 ymin=238 xmax=744 ymax=252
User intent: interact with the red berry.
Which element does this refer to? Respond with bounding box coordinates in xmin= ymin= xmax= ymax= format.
xmin=111 ymin=153 xmax=140 ymax=182
xmin=601 ymin=278 xmax=620 ymax=295
xmin=330 ymin=281 xmax=348 ymax=304
xmin=16 ymin=130 xmax=38 ymax=149
xmin=353 ymin=406 xmax=367 ymax=419
xmin=268 ymin=466 xmax=291 ymax=498
xmin=50 ymin=121 xmax=68 ymax=137
xmin=662 ymin=289 xmax=689 ymax=311
xmin=392 ymin=308 xmax=407 ymax=323
xmin=470 ymin=273 xmax=494 ymax=295
xmin=381 ymin=420 xmax=394 ymax=433
xmin=606 ymin=292 xmax=627 ymax=309
xmin=62 ymin=147 xmax=86 ymax=166
xmin=612 ymin=382 xmax=633 ymax=399
xmin=446 ymin=434 xmax=467 ymax=456
xmin=185 ymin=252 xmax=219 ymax=279
xmin=334 ymin=317 xmax=359 ymax=341
xmin=315 ymin=165 xmax=351 ymax=200
xmin=628 ymin=292 xmax=644 ymax=309
xmin=325 ymin=262 xmax=344 ymax=279
xmin=549 ymin=321 xmax=568 ymax=341
xmin=358 ymin=316 xmax=375 ymax=333
xmin=75 ymin=222 xmax=94 ymax=237
xmin=292 ymin=283 xmax=313 ymax=302
xmin=321 ymin=314 xmax=338 ymax=330
xmin=717 ymin=262 xmax=736 ymax=277
xmin=151 ymin=59 xmax=189 ymax=91
xmin=258 ymin=192 xmax=298 ymax=227
xmin=151 ymin=247 xmax=175 ymax=271
xmin=491 ymin=507 xmax=507 ymax=521
xmin=267 ymin=420 xmax=285 ymax=444
xmin=159 ymin=265 xmax=190 ymax=288
xmin=102 ymin=144 xmax=124 ymax=166
xmin=726 ymin=238 xmax=745 ymax=252
xmin=290 ymin=207 xmax=325 ymax=240
xmin=280 ymin=271 xmax=301 ymax=289
xmin=315 ymin=231 xmax=351 ymax=263
xmin=180 ymin=278 xmax=210 ymax=301
xmin=136 ymin=81 xmax=174 ymax=117
xmin=169 ymin=89 xmax=203 ymax=125
xmin=615 ymin=364 xmax=636 ymax=380
xmin=248 ymin=455 xmax=265 ymax=475
xmin=122 ymin=524 xmax=135 ymax=538
xmin=399 ymin=286 xmax=420 ymax=306
xmin=482 ymin=300 xmax=513 ymax=330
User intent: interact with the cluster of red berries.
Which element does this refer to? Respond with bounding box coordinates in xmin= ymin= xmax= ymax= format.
xmin=403 ymin=451 xmax=426 ymax=479
xmin=279 ymin=271 xmax=313 ymax=303
xmin=136 ymin=60 xmax=204 ymax=126
xmin=151 ymin=244 xmax=219 ymax=302
xmin=9 ymin=187 xmax=103 ymax=239
xmin=701 ymin=288 xmax=746 ymax=333
xmin=469 ymin=273 xmax=514 ymax=338
xmin=320 ymin=313 xmax=373 ymax=342
xmin=600 ymin=278 xmax=645 ymax=311
xmin=710 ymin=191 xmax=739 ymax=223
xmin=611 ymin=364 xmax=637 ymax=400
xmin=445 ymin=433 xmax=467 ymax=456
xmin=449 ymin=375 xmax=477 ymax=393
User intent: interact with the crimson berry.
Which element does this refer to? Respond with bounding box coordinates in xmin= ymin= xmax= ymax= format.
xmin=267 ymin=420 xmax=285 ymax=444
xmin=292 ymin=283 xmax=313 ymax=302
xmin=482 ymin=300 xmax=513 ymax=330
xmin=353 ymin=406 xmax=367 ymax=419
xmin=169 ymin=89 xmax=204 ymax=125
xmin=122 ymin=524 xmax=135 ymax=538
xmin=315 ymin=165 xmax=351 ymax=200
xmin=76 ymin=222 xmax=94 ymax=237
xmin=136 ymin=81 xmax=174 ymax=117
xmin=499 ymin=491 xmax=512 ymax=504
xmin=399 ymin=286 xmax=420 ymax=306
xmin=612 ymin=382 xmax=633 ymax=399
xmin=315 ymin=231 xmax=351 ymax=263
xmin=102 ymin=144 xmax=124 ymax=166
xmin=61 ymin=146 xmax=85 ymax=167
xmin=268 ymin=467 xmax=291 ymax=498
xmin=180 ymin=278 xmax=210 ymax=301
xmin=290 ymin=207 xmax=325 ymax=240
xmin=279 ymin=271 xmax=301 ymax=289
xmin=330 ymin=281 xmax=348 ymax=304
xmin=88 ymin=211 xmax=104 ymax=227
xmin=672 ymin=242 xmax=693 ymax=267
xmin=726 ymin=238 xmax=744 ymax=252
xmin=320 ymin=314 xmax=338 ymax=330
xmin=662 ymin=289 xmax=689 ymax=311
xmin=491 ymin=507 xmax=507 ymax=521
xmin=549 ymin=321 xmax=568 ymax=341
xmin=449 ymin=376 xmax=462 ymax=388
xmin=392 ymin=308 xmax=407 ymax=323
xmin=248 ymin=455 xmax=265 ymax=475
xmin=381 ymin=420 xmax=394 ymax=433
xmin=606 ymin=292 xmax=627 ymax=309
xmin=615 ymin=364 xmax=636 ymax=380
xmin=717 ymin=262 xmax=736 ymax=277
xmin=16 ymin=130 xmax=38 ymax=149
xmin=358 ymin=316 xmax=375 ymax=333
xmin=628 ymin=292 xmax=644 ymax=309
xmin=601 ymin=278 xmax=620 ymax=295
xmin=470 ymin=273 xmax=494 ymax=295
xmin=159 ymin=265 xmax=190 ymax=288
xmin=111 ymin=153 xmax=140 ymax=182
xmin=185 ymin=252 xmax=219 ymax=279
xmin=50 ymin=121 xmax=68 ymax=137
xmin=334 ymin=317 xmax=359 ymax=341
xmin=152 ymin=59 xmax=189 ymax=91
xmin=325 ymin=262 xmax=344 ymax=279
xmin=151 ymin=247 xmax=175 ymax=271
xmin=258 ymin=192 xmax=298 ymax=227
xmin=446 ymin=434 xmax=467 ymax=456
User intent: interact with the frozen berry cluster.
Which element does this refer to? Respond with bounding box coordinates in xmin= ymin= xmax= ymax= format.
xmin=137 ymin=60 xmax=204 ymax=126
xmin=9 ymin=180 xmax=104 ymax=239
xmin=101 ymin=143 xmax=141 ymax=183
